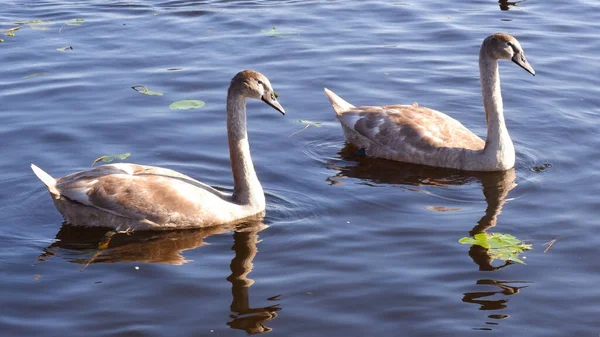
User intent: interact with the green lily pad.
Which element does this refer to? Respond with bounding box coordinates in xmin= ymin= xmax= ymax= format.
xmin=169 ymin=100 xmax=206 ymax=110
xmin=91 ymin=152 xmax=131 ymax=167
xmin=131 ymin=85 xmax=163 ymax=96
xmin=459 ymin=232 xmax=532 ymax=264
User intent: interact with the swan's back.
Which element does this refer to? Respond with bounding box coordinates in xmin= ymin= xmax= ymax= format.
xmin=325 ymin=87 xmax=485 ymax=168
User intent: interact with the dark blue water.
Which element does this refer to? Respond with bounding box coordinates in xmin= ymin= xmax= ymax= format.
xmin=1 ymin=0 xmax=599 ymax=336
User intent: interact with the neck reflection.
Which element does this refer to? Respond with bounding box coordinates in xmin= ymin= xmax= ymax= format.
xmin=37 ymin=221 xmax=281 ymax=334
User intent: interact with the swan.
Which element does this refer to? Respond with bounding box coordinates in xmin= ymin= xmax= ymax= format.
xmin=31 ymin=70 xmax=285 ymax=231
xmin=324 ymin=33 xmax=535 ymax=171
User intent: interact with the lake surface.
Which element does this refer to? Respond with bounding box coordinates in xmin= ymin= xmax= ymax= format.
xmin=1 ymin=0 xmax=599 ymax=336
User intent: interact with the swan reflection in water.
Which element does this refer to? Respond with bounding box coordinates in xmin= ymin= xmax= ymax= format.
xmin=498 ymin=0 xmax=527 ymax=11
xmin=38 ymin=221 xmax=280 ymax=334
xmin=329 ymin=145 xmax=530 ymax=330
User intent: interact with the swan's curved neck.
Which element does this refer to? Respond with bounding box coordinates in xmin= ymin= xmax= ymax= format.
xmin=479 ymin=49 xmax=515 ymax=169
xmin=226 ymin=89 xmax=265 ymax=209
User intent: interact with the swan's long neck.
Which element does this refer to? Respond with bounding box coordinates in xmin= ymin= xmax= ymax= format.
xmin=479 ymin=49 xmax=515 ymax=169
xmin=226 ymin=89 xmax=265 ymax=209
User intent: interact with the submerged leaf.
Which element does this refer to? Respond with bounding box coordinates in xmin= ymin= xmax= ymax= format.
xmin=260 ymin=26 xmax=294 ymax=38
xmin=91 ymin=152 xmax=131 ymax=167
xmin=14 ymin=19 xmax=50 ymax=25
xmin=169 ymin=100 xmax=206 ymax=110
xmin=23 ymin=72 xmax=48 ymax=79
xmin=66 ymin=18 xmax=84 ymax=26
xmin=131 ymin=85 xmax=163 ymax=96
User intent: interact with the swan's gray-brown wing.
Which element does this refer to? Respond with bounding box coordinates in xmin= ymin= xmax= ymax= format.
xmin=337 ymin=104 xmax=485 ymax=153
xmin=54 ymin=164 xmax=227 ymax=225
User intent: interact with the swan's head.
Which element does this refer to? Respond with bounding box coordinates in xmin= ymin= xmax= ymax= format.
xmin=483 ymin=33 xmax=535 ymax=76
xmin=230 ymin=70 xmax=285 ymax=115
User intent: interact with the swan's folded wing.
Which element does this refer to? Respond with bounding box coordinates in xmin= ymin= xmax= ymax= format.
xmin=54 ymin=164 xmax=223 ymax=225
xmin=338 ymin=105 xmax=484 ymax=151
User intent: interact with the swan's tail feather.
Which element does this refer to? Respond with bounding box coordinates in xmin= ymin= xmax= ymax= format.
xmin=31 ymin=164 xmax=60 ymax=198
xmin=324 ymin=88 xmax=355 ymax=116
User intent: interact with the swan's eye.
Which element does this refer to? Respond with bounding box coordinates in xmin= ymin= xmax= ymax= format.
xmin=272 ymin=92 xmax=278 ymax=100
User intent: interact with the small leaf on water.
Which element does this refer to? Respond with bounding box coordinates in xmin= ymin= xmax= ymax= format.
xmin=56 ymin=46 xmax=73 ymax=51
xmin=167 ymin=67 xmax=183 ymax=71
xmin=131 ymin=85 xmax=163 ymax=96
xmin=289 ymin=120 xmax=323 ymax=138
xmin=299 ymin=120 xmax=322 ymax=127
xmin=169 ymin=100 xmax=206 ymax=110
xmin=4 ymin=32 xmax=15 ymax=37
xmin=5 ymin=26 xmax=21 ymax=32
xmin=0 ymin=39 xmax=3 ymax=43
xmin=23 ymin=72 xmax=48 ymax=79
xmin=91 ymin=153 xmax=131 ymax=167
xmin=116 ymin=152 xmax=131 ymax=160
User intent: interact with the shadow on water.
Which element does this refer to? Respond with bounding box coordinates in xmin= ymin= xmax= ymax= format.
xmin=330 ymin=144 xmax=531 ymax=330
xmin=37 ymin=221 xmax=280 ymax=334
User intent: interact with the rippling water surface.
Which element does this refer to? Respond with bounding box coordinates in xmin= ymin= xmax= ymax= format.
xmin=1 ymin=0 xmax=599 ymax=336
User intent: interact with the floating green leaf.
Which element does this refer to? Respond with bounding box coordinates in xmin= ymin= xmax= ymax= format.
xmin=169 ymin=100 xmax=206 ymax=110
xmin=459 ymin=232 xmax=532 ymax=264
xmin=260 ymin=26 xmax=294 ymax=38
xmin=91 ymin=152 xmax=131 ymax=167
xmin=56 ymin=46 xmax=73 ymax=51
xmin=0 ymin=38 xmax=3 ymax=43
xmin=131 ymin=85 xmax=163 ymax=96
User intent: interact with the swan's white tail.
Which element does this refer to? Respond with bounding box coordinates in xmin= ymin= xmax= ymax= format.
xmin=31 ymin=164 xmax=60 ymax=198
xmin=324 ymin=88 xmax=355 ymax=116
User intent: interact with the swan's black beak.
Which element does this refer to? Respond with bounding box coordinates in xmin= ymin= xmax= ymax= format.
xmin=512 ymin=52 xmax=535 ymax=76
xmin=262 ymin=92 xmax=285 ymax=115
